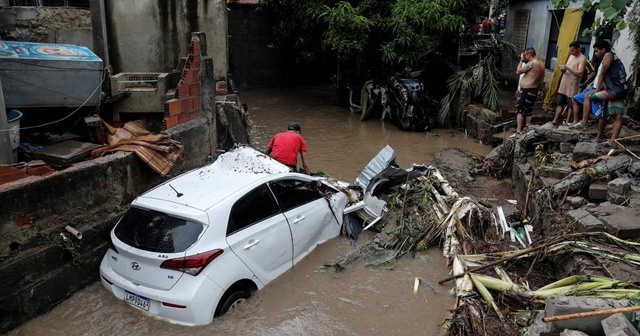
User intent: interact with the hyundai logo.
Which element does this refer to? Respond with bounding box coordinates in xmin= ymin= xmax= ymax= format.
xmin=131 ymin=262 xmax=141 ymax=271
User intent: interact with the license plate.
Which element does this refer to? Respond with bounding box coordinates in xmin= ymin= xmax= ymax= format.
xmin=124 ymin=290 xmax=150 ymax=311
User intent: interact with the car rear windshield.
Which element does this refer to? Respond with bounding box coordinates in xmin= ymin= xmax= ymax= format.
xmin=114 ymin=207 xmax=204 ymax=253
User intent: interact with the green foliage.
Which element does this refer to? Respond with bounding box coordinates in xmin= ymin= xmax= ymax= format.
xmin=323 ymin=2 xmax=373 ymax=56
xmin=259 ymin=0 xmax=483 ymax=70
xmin=552 ymin=0 xmax=635 ymax=36
xmin=439 ymin=35 xmax=516 ymax=125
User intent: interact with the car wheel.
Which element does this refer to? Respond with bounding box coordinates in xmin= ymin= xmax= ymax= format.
xmin=215 ymin=289 xmax=252 ymax=316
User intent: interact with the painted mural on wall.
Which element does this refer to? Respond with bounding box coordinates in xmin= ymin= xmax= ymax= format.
xmin=0 ymin=41 xmax=100 ymax=61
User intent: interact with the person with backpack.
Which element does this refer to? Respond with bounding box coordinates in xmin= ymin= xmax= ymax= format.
xmin=572 ymin=40 xmax=628 ymax=145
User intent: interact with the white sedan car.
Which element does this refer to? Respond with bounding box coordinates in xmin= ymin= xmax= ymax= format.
xmin=99 ymin=145 xmax=354 ymax=326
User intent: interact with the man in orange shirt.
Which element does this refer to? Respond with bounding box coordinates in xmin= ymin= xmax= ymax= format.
xmin=266 ymin=122 xmax=311 ymax=174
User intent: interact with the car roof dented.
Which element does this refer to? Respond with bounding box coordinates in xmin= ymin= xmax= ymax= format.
xmin=135 ymin=145 xmax=291 ymax=212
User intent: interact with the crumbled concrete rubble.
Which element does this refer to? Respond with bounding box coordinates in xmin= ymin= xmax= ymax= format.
xmin=476 ymin=122 xmax=640 ymax=240
xmin=457 ymin=121 xmax=640 ymax=336
xmin=525 ymin=297 xmax=639 ymax=336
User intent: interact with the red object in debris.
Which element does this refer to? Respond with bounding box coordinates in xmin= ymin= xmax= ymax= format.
xmin=0 ymin=164 xmax=28 ymax=186
xmin=16 ymin=215 xmax=33 ymax=229
xmin=110 ymin=121 xmax=124 ymax=128
xmin=215 ymin=81 xmax=228 ymax=95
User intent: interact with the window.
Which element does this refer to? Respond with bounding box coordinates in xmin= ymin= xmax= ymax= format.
xmin=270 ymin=179 xmax=331 ymax=212
xmin=228 ymin=184 xmax=280 ymax=235
xmin=545 ymin=10 xmax=564 ymax=69
xmin=114 ymin=207 xmax=204 ymax=253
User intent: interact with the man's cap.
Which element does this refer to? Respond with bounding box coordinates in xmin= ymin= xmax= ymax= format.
xmin=288 ymin=122 xmax=301 ymax=133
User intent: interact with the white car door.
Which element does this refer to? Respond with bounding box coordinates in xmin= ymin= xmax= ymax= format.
xmin=269 ymin=179 xmax=341 ymax=264
xmin=225 ymin=184 xmax=294 ymax=286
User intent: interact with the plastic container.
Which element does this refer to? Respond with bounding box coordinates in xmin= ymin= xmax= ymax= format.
xmin=6 ymin=109 xmax=22 ymax=151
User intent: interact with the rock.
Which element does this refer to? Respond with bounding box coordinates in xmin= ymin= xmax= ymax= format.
xmin=573 ymin=142 xmax=600 ymax=162
xmin=608 ymin=177 xmax=633 ymax=195
xmin=608 ymin=192 xmax=630 ymax=206
xmin=601 ymin=313 xmax=640 ymax=336
xmin=560 ymin=142 xmax=575 ymax=153
xmin=629 ymin=161 xmax=640 ymax=177
xmin=589 ymin=183 xmax=608 ymax=201
xmin=544 ymin=296 xmax=634 ymax=336
xmin=467 ymin=104 xmax=499 ymax=124
xmin=560 ymin=330 xmax=590 ymax=336
xmin=565 ymin=196 xmax=587 ymax=209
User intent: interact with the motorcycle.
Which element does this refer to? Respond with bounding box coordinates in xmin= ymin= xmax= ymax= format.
xmin=348 ymin=70 xmax=433 ymax=132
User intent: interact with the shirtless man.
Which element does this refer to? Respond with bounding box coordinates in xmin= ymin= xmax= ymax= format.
xmin=514 ymin=48 xmax=545 ymax=136
xmin=551 ymin=41 xmax=586 ymax=126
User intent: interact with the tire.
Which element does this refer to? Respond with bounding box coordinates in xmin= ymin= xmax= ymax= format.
xmin=215 ymin=288 xmax=252 ymax=316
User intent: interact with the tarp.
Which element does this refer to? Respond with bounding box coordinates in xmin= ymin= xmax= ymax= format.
xmin=542 ymin=8 xmax=583 ymax=111
xmin=92 ymin=120 xmax=183 ymax=176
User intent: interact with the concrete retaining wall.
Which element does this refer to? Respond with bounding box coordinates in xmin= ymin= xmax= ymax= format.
xmin=105 ymin=0 xmax=228 ymax=80
xmin=0 ymin=117 xmax=218 ymax=333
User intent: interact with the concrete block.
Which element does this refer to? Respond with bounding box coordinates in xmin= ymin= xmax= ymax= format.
xmin=568 ymin=209 xmax=605 ymax=232
xmin=573 ymin=142 xmax=601 ymax=162
xmin=600 ymin=214 xmax=640 ymax=239
xmin=560 ymin=142 xmax=576 ymax=153
xmin=590 ymin=183 xmax=609 ymax=201
xmin=534 ymin=126 xmax=580 ymax=143
xmin=544 ymin=296 xmax=633 ymax=336
xmin=601 ymin=313 xmax=640 ymax=336
xmin=609 ymin=177 xmax=633 ymax=195
xmin=539 ymin=165 xmax=573 ymax=179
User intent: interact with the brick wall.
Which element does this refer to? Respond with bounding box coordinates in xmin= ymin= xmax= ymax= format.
xmin=162 ymin=36 xmax=204 ymax=130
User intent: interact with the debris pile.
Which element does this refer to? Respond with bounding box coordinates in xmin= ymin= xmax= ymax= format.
xmin=337 ymin=124 xmax=640 ymax=335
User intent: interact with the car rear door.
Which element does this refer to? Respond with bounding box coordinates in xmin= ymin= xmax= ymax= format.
xmin=225 ymin=184 xmax=294 ymax=286
xmin=269 ymin=179 xmax=340 ymax=263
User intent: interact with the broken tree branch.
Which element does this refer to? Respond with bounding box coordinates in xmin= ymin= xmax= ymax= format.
xmin=614 ymin=140 xmax=640 ymax=160
xmin=438 ymin=244 xmax=548 ymax=284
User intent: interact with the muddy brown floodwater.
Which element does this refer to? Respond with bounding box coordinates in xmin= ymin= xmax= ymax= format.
xmin=8 ymin=87 xmax=492 ymax=336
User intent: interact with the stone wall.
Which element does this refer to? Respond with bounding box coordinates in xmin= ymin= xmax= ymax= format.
xmin=0 ymin=7 xmax=92 ymax=47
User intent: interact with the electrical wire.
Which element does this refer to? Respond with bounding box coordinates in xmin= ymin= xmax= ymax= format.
xmin=0 ymin=70 xmax=106 ymax=132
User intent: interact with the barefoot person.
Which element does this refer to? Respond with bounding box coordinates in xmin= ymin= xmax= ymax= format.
xmin=514 ymin=48 xmax=545 ymax=136
xmin=572 ymin=40 xmax=628 ymax=144
xmin=266 ymin=122 xmax=311 ymax=174
xmin=551 ymin=41 xmax=586 ymax=126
